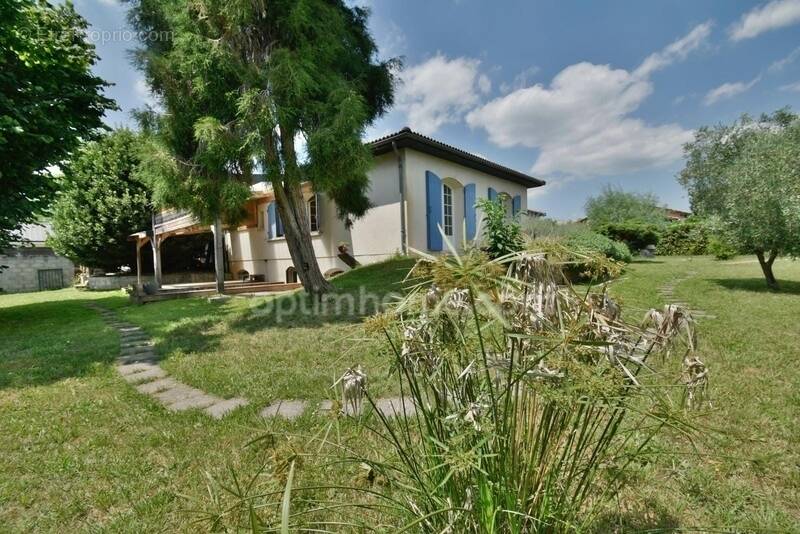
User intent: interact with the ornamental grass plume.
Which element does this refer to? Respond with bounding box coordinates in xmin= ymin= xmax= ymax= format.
xmin=358 ymin=247 xmax=709 ymax=532
xmin=198 ymin=247 xmax=709 ymax=532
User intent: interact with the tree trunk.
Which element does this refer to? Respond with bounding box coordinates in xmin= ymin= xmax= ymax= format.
xmin=273 ymin=179 xmax=332 ymax=297
xmin=267 ymin=126 xmax=332 ymax=297
xmin=755 ymin=250 xmax=779 ymax=290
xmin=213 ymin=216 xmax=225 ymax=294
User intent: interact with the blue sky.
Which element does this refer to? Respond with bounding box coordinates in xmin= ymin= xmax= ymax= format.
xmin=72 ymin=0 xmax=800 ymax=219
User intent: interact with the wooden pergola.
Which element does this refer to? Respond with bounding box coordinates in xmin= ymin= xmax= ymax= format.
xmin=128 ymin=194 xmax=272 ymax=291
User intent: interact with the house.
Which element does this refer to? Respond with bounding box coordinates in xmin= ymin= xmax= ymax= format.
xmin=131 ymin=128 xmax=545 ymax=288
xmin=0 ymin=223 xmax=75 ymax=293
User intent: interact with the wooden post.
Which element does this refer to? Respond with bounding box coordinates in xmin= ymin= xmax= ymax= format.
xmin=136 ymin=239 xmax=143 ymax=287
xmin=212 ymin=217 xmax=225 ymax=294
xmin=151 ymin=235 xmax=162 ymax=289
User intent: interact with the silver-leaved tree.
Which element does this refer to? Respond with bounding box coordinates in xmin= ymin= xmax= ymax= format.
xmin=679 ymin=109 xmax=800 ymax=289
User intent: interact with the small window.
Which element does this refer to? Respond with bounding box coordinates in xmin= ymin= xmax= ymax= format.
xmin=257 ymin=206 xmax=265 ymax=230
xmin=286 ymin=266 xmax=298 ymax=283
xmin=442 ymin=184 xmax=453 ymax=236
xmin=308 ymin=195 xmax=319 ymax=232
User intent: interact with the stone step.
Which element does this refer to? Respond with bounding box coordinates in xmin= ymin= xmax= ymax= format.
xmin=260 ymin=399 xmax=308 ymax=420
xmin=123 ymin=366 xmax=168 ymax=384
xmin=117 ymin=352 xmax=159 ymax=365
xmin=205 ymin=398 xmax=249 ymax=419
xmin=117 ymin=362 xmax=159 ymax=376
xmin=136 ymin=377 xmax=179 ymax=395
xmin=167 ymin=392 xmax=219 ymax=412
xmin=120 ymin=345 xmax=155 ymax=356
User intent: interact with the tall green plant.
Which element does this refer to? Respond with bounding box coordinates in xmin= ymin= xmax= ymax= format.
xmin=352 ymin=250 xmax=706 ymax=531
xmin=199 ymin=251 xmax=707 ymax=532
xmin=0 ymin=0 xmax=114 ymax=252
xmin=477 ymin=198 xmax=523 ymax=258
xmin=130 ymin=0 xmax=396 ymax=296
xmin=49 ymin=130 xmax=151 ymax=271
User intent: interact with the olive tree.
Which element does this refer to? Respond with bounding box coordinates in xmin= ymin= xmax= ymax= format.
xmin=679 ymin=110 xmax=800 ymax=289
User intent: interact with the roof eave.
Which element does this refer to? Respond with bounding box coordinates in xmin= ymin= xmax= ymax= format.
xmin=369 ymin=130 xmax=545 ymax=188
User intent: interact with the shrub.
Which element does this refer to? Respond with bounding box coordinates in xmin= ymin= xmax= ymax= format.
xmin=522 ymin=217 xmax=588 ymax=239
xmin=708 ymin=236 xmax=737 ymax=260
xmin=476 ymin=198 xmax=523 ymax=258
xmin=658 ymin=220 xmax=710 ymax=255
xmin=594 ymin=221 xmax=660 ymax=252
xmin=566 ymin=230 xmax=633 ymax=263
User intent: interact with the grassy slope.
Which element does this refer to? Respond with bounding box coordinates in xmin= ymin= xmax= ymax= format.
xmin=1 ymin=256 xmax=798 ymax=531
xmin=604 ymin=257 xmax=800 ymax=530
xmin=0 ymin=259 xmax=414 ymax=532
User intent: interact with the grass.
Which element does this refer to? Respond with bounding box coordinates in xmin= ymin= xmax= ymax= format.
xmin=0 ymin=255 xmax=798 ymax=531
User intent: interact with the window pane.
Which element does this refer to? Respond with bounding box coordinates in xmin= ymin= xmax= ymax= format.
xmin=443 ymin=184 xmax=453 ymax=236
xmin=308 ymin=197 xmax=318 ymax=232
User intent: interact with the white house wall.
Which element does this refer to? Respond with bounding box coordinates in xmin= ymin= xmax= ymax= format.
xmin=223 ymin=149 xmax=532 ymax=282
xmin=403 ymin=149 xmax=529 ymax=254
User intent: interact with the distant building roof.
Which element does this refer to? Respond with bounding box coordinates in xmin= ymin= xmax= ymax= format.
xmin=369 ymin=128 xmax=545 ymax=188
xmin=13 ymin=223 xmax=52 ymax=246
xmin=663 ymin=207 xmax=691 ymax=221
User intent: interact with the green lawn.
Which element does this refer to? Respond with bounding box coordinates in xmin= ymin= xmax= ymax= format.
xmin=1 ymin=256 xmax=798 ymax=531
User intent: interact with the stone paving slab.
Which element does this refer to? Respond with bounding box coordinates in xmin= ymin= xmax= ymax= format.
xmin=136 ymin=377 xmax=179 ymax=394
xmin=153 ymin=384 xmax=202 ymax=405
xmin=167 ymin=393 xmax=219 ymax=411
xmin=118 ymin=326 xmax=143 ymax=333
xmin=120 ymin=345 xmax=155 ymax=356
xmin=117 ymin=362 xmax=158 ymax=376
xmin=118 ymin=352 xmax=159 ymax=365
xmin=123 ymin=366 xmax=168 ymax=384
xmin=205 ymin=398 xmax=249 ymax=419
xmin=374 ymin=397 xmax=417 ymax=418
xmin=90 ymin=304 xmax=257 ymax=421
xmin=260 ymin=400 xmax=307 ymax=420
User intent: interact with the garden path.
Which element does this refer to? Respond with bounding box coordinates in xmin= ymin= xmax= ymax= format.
xmin=87 ymin=304 xmax=415 ymax=421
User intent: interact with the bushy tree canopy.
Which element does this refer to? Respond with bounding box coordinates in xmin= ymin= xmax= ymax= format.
xmin=679 ymin=109 xmax=800 ymax=288
xmin=0 ymin=0 xmax=114 ymax=251
xmin=584 ymin=187 xmax=665 ymax=228
xmin=130 ymin=0 xmax=396 ymax=295
xmin=49 ymin=130 xmax=151 ymax=271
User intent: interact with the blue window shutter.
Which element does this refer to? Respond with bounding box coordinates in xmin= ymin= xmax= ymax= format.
xmin=488 ymin=187 xmax=497 ymax=202
xmin=425 ymin=171 xmax=443 ymax=251
xmin=512 ymin=194 xmax=521 ymax=216
xmin=464 ymin=183 xmax=477 ymax=241
xmin=267 ymin=202 xmax=276 ymax=239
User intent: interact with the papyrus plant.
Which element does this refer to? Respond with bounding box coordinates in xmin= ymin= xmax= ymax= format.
xmin=361 ymin=248 xmax=707 ymax=532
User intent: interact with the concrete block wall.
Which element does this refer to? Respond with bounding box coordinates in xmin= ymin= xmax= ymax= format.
xmin=0 ymin=250 xmax=75 ymax=294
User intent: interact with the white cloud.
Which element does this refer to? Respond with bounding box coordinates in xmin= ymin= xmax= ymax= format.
xmin=466 ymin=24 xmax=709 ymax=178
xmin=780 ymin=81 xmax=800 ymax=91
xmin=769 ymin=46 xmax=800 ymax=72
xmin=499 ymin=66 xmax=541 ymax=94
xmin=134 ymin=78 xmax=156 ymax=106
xmin=703 ymin=77 xmax=761 ymax=105
xmin=396 ymin=54 xmax=490 ymax=134
xmin=729 ymin=0 xmax=800 ymax=41
xmin=634 ymin=22 xmax=712 ymax=77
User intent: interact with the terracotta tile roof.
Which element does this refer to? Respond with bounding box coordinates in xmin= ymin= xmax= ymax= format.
xmin=369 ymin=127 xmax=545 ymax=188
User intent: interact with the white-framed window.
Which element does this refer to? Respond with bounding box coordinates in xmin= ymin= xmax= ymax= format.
xmin=442 ymin=184 xmax=453 ymax=236
xmin=308 ymin=195 xmax=319 ymax=232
